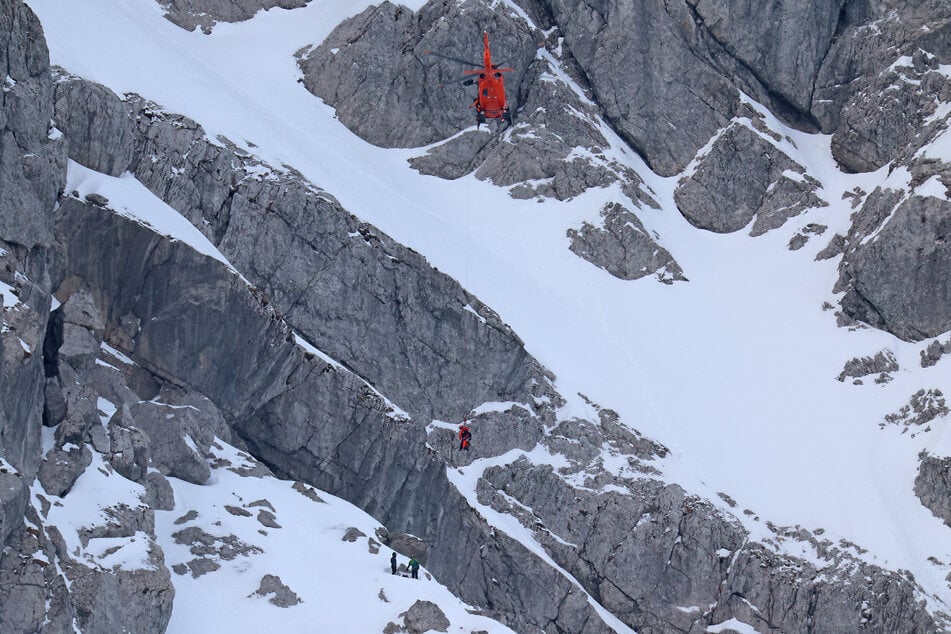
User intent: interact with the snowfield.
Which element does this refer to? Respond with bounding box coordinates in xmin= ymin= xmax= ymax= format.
xmin=28 ymin=0 xmax=951 ymax=622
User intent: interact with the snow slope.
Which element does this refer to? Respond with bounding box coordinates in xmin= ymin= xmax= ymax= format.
xmin=35 ymin=431 xmax=513 ymax=633
xmin=28 ymin=0 xmax=951 ymax=613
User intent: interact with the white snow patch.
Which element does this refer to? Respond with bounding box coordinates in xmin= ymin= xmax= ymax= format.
xmin=1 ymin=281 xmax=20 ymax=309
xmin=707 ymin=618 xmax=760 ymax=634
xmin=97 ymin=397 xmax=117 ymax=425
xmin=470 ymin=401 xmax=534 ymax=417
xmin=64 ymin=161 xmax=247 ymax=282
xmin=100 ymin=342 xmax=134 ymax=365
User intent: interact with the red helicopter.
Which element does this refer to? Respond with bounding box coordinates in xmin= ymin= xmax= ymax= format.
xmin=428 ymin=32 xmax=514 ymax=127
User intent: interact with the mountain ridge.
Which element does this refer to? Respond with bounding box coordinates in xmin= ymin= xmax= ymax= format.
xmin=2 ymin=0 xmax=951 ymax=631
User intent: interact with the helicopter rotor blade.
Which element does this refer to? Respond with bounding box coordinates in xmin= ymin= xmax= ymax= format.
xmin=423 ymin=49 xmax=482 ymax=68
xmin=435 ymin=76 xmax=478 ymax=89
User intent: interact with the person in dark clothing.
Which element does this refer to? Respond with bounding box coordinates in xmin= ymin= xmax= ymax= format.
xmin=390 ymin=552 xmax=397 ymax=575
xmin=408 ymin=557 xmax=420 ymax=579
xmin=458 ymin=422 xmax=471 ymax=451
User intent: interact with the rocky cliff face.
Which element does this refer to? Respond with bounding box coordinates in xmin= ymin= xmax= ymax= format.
xmin=299 ymin=0 xmax=951 ymax=339
xmin=38 ymin=68 xmax=944 ymax=632
xmin=4 ymin=0 xmax=951 ymax=632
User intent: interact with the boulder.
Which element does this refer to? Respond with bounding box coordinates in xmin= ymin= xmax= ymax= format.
xmin=126 ymin=400 xmax=214 ymax=485
xmin=567 ymin=202 xmax=685 ymax=283
xmin=250 ymin=574 xmax=301 ymax=607
xmin=402 ymin=600 xmax=449 ymax=634
xmin=37 ymin=444 xmax=92 ymax=497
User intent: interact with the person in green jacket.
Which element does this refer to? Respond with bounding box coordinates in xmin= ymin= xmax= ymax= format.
xmin=408 ymin=557 xmax=420 ymax=579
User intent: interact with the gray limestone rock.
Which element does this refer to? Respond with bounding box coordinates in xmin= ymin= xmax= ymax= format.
xmin=67 ymin=553 xmax=174 ymax=634
xmin=53 ymin=68 xmax=136 ymax=176
xmin=158 ymin=0 xmax=309 ymax=33
xmin=813 ymin=1 xmax=951 ymax=171
xmin=686 ymin=0 xmax=846 ymax=117
xmin=916 ymin=453 xmax=951 ymax=527
xmin=59 ymin=322 xmax=99 ymax=370
xmin=37 ymin=444 xmax=92 ymax=497
xmin=42 ymin=58 xmax=950 ymax=634
xmin=401 ymin=600 xmax=449 ymax=634
xmin=451 ymin=57 xmax=655 ymax=206
xmin=256 ymin=509 xmax=280 ymax=529
xmin=788 ymin=223 xmax=827 ymax=251
xmin=567 ymin=202 xmax=685 ymax=283
xmin=298 ymin=1 xmax=538 ymax=149
xmin=0 ymin=0 xmax=64 ymax=493
xmin=143 ymin=471 xmax=175 ymax=511
xmin=250 ymin=574 xmax=301 ymax=607
xmin=342 ymin=527 xmax=365 ymax=542
xmin=922 ymin=338 xmax=951 ymax=368
xmin=480 ymin=450 xmax=938 ymax=632
xmin=675 ymin=123 xmax=825 ymax=234
xmin=55 ymin=195 xmax=301 ymax=423
xmin=172 ymin=526 xmax=262 ymax=560
xmin=292 ymin=481 xmax=324 ymax=503
xmin=126 ymin=399 xmax=214 ymax=485
xmin=832 ymin=58 xmax=951 ymax=173
xmin=173 ymin=510 xmax=198 ymax=525
xmin=836 ymin=350 xmax=899 ymax=383
xmin=56 ymin=361 xmax=100 ymax=445
xmin=377 ymin=531 xmax=428 ymax=565
xmin=0 ymin=0 xmax=66 ymax=250
xmin=838 ymin=192 xmax=951 ymax=341
xmin=0 ymin=507 xmax=76 ymax=632
xmin=183 ymin=557 xmax=220 ymax=578
xmin=79 ymin=502 xmax=156 ymax=545
xmin=61 ymin=284 xmax=106 ymax=337
xmin=122 ymin=95 xmax=541 ymax=423
xmin=408 ymin=130 xmax=495 ymax=181
xmin=884 ymin=389 xmax=949 ymax=428
xmin=426 ymin=407 xmax=544 ymax=468
xmin=108 ymin=411 xmax=152 ymax=483
xmin=0 ymin=469 xmax=26 ymax=548
xmin=816 ymin=233 xmax=847 ymax=261
xmin=43 ymin=376 xmax=67 ymax=426
xmin=712 ymin=542 xmax=936 ymax=633
xmin=520 ymin=0 xmax=739 ymax=176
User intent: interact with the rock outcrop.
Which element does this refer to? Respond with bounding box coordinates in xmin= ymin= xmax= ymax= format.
xmin=157 ymin=0 xmax=309 ymax=33
xmin=674 ymin=115 xmax=826 ymax=235
xmin=567 ymin=202 xmax=685 ymax=283
xmin=836 ymin=189 xmax=951 ymax=341
xmin=813 ymin=0 xmax=951 ymax=172
xmin=1 ymin=5 xmax=64 ymax=618
xmin=299 ymin=1 xmax=539 ymax=149
xmin=0 ymin=0 xmax=65 ymax=479
xmin=917 ymin=453 xmax=951 ymax=527
xmin=50 ymin=73 xmax=546 ymax=424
